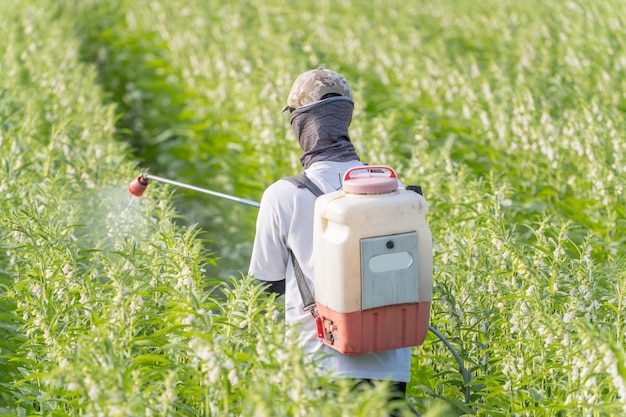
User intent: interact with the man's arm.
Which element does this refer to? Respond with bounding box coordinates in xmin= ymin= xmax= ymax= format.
xmin=249 ymin=183 xmax=290 ymax=298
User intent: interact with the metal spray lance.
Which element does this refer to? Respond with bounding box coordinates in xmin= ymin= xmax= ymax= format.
xmin=128 ymin=173 xmax=260 ymax=208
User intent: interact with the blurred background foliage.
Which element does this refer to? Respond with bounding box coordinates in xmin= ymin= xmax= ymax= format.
xmin=58 ymin=0 xmax=625 ymax=278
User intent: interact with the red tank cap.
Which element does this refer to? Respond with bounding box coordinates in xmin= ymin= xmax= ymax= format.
xmin=343 ymin=166 xmax=398 ymax=194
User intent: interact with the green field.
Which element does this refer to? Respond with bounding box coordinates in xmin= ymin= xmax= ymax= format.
xmin=1 ymin=0 xmax=625 ymax=415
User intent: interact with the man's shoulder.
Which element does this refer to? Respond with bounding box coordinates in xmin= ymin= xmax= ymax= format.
xmin=261 ymin=175 xmax=315 ymax=205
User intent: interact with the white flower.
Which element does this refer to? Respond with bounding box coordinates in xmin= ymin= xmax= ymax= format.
xmin=562 ymin=332 xmax=570 ymax=347
xmin=602 ymin=346 xmax=626 ymax=405
xmin=209 ymin=367 xmax=220 ymax=384
xmin=271 ymin=309 xmax=279 ymax=321
xmin=88 ymin=382 xmax=99 ymax=400
xmin=455 ymin=305 xmax=464 ymax=323
xmin=182 ymin=314 xmax=195 ymax=325
xmin=81 ymin=172 xmax=95 ymax=189
xmin=130 ymin=296 xmax=143 ymax=314
xmin=228 ymin=369 xmax=239 ymax=385
xmin=32 ymin=283 xmax=43 ymax=299
xmin=544 ymin=333 xmax=554 ymax=347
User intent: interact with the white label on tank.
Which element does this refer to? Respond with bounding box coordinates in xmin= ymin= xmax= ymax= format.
xmin=368 ymin=252 xmax=414 ymax=273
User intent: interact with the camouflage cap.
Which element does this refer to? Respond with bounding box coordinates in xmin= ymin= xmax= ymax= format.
xmin=282 ymin=68 xmax=352 ymax=112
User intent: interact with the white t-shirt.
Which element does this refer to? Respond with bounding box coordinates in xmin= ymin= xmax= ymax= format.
xmin=249 ymin=160 xmax=412 ymax=382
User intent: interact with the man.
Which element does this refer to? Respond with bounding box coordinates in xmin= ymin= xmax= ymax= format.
xmin=248 ymin=68 xmax=411 ymax=411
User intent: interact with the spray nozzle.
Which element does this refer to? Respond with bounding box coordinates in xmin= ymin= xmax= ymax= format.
xmin=128 ymin=174 xmax=149 ymax=197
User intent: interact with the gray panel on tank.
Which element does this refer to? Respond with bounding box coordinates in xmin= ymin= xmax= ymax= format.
xmin=360 ymin=232 xmax=419 ymax=310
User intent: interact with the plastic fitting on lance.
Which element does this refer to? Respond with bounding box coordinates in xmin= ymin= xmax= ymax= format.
xmin=128 ymin=174 xmax=149 ymax=197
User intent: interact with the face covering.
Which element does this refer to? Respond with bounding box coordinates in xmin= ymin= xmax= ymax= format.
xmin=290 ymin=96 xmax=360 ymax=169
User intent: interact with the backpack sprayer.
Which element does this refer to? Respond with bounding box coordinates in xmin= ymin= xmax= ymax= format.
xmin=309 ymin=166 xmax=432 ymax=354
xmin=127 ymin=171 xmax=472 ymax=411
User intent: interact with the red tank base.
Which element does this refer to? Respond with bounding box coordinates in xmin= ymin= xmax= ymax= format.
xmin=316 ymin=301 xmax=431 ymax=355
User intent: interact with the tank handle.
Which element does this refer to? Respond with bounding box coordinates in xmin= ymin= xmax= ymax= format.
xmin=343 ymin=165 xmax=397 ymax=181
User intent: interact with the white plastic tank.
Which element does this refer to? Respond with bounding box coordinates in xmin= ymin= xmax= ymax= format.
xmin=312 ymin=166 xmax=432 ymax=354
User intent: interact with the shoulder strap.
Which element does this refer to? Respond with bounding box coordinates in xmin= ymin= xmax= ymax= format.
xmin=282 ymin=172 xmax=325 ymax=197
xmin=283 ymin=172 xmax=324 ymax=315
xmin=289 ymin=249 xmax=317 ymax=313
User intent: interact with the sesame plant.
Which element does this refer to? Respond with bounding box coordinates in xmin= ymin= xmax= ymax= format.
xmin=1 ymin=0 xmax=626 ymax=416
